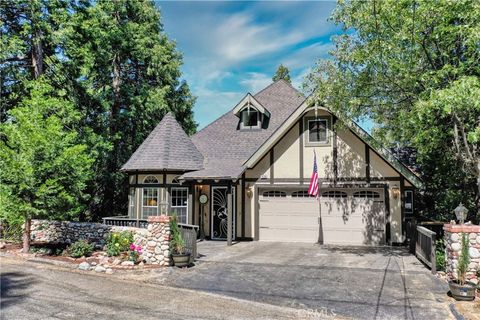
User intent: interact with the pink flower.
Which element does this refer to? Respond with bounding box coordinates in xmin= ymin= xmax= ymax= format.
xmin=136 ymin=246 xmax=142 ymax=253
xmin=130 ymin=244 xmax=136 ymax=251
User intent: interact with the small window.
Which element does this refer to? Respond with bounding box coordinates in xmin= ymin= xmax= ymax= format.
xmin=143 ymin=175 xmax=159 ymax=184
xmin=240 ymin=108 xmax=261 ymax=129
xmin=142 ymin=187 xmax=159 ymax=218
xmin=308 ymin=119 xmax=328 ymax=143
xmin=292 ymin=190 xmax=312 ymax=198
xmin=170 ymin=187 xmax=188 ymax=224
xmin=322 ymin=191 xmax=348 ymax=198
xmin=353 ymin=191 xmax=380 ymax=199
xmin=128 ymin=188 xmax=136 ymax=218
xmin=405 ymin=190 xmax=414 ymax=213
xmin=262 ymin=191 xmax=286 ymax=197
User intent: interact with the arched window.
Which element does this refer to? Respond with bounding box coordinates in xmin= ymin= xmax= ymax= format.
xmin=143 ymin=175 xmax=158 ymax=184
xmin=291 ymin=190 xmax=312 ymax=198
xmin=262 ymin=191 xmax=286 ymax=198
xmin=353 ymin=191 xmax=380 ymax=199
xmin=322 ymin=191 xmax=348 ymax=198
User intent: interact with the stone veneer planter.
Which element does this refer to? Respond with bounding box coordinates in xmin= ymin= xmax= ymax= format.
xmin=30 ymin=215 xmax=172 ymax=266
xmin=143 ymin=215 xmax=171 ymax=266
xmin=444 ymin=224 xmax=480 ymax=285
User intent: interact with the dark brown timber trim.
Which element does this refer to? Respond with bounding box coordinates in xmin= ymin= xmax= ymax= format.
xmin=400 ymin=176 xmax=405 ymax=240
xmin=299 ymin=118 xmax=304 ymax=184
xmin=332 ymin=116 xmax=338 ymax=184
xmin=384 ymin=184 xmax=391 ymax=244
xmin=365 ymin=144 xmax=371 ymax=183
xmin=269 ymin=149 xmax=274 ymax=184
xmin=241 ymin=173 xmax=246 ymax=238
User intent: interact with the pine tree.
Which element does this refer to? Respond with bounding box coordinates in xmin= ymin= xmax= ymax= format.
xmin=63 ymin=0 xmax=197 ymax=217
xmin=272 ymin=64 xmax=291 ymax=83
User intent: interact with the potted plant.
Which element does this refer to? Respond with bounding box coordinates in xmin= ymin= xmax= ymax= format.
xmin=170 ymin=215 xmax=190 ymax=267
xmin=449 ymin=233 xmax=476 ymax=301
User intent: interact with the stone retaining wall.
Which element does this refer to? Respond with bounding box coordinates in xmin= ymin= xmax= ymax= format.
xmin=444 ymin=224 xmax=480 ymax=285
xmin=30 ymin=217 xmax=171 ymax=265
xmin=30 ymin=220 xmax=111 ymax=247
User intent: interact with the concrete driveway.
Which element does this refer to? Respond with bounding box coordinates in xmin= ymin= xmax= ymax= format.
xmin=162 ymin=241 xmax=451 ymax=320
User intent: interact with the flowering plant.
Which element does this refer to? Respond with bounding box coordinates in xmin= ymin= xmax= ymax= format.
xmin=128 ymin=244 xmax=142 ymax=263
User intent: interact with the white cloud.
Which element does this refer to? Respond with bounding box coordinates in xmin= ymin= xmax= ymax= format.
xmin=240 ymin=72 xmax=272 ymax=93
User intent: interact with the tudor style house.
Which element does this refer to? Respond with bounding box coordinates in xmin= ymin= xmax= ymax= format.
xmin=120 ymin=80 xmax=422 ymax=246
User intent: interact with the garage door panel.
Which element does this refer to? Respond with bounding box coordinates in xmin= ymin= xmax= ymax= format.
xmin=258 ymin=188 xmax=386 ymax=245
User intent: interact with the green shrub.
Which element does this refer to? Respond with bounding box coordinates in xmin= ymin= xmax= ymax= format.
xmin=106 ymin=231 xmax=133 ymax=256
xmin=169 ymin=215 xmax=185 ymax=254
xmin=435 ymin=239 xmax=445 ymax=272
xmin=67 ymin=240 xmax=94 ymax=258
xmin=457 ymin=233 xmax=470 ymax=285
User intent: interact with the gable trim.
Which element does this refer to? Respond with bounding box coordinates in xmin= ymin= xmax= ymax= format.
xmin=232 ymin=93 xmax=271 ymax=118
xmin=243 ymin=101 xmax=423 ymax=189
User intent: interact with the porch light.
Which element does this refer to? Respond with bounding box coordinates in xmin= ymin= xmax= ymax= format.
xmin=454 ymin=203 xmax=468 ymax=225
xmin=246 ymin=185 xmax=253 ymax=198
xmin=391 ymin=185 xmax=400 ymax=199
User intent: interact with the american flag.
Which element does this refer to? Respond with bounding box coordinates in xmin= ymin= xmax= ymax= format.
xmin=308 ymin=151 xmax=319 ymax=198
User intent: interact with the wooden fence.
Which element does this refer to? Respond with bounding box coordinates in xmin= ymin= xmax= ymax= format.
xmin=178 ymin=223 xmax=199 ymax=264
xmin=415 ymin=226 xmax=437 ymax=274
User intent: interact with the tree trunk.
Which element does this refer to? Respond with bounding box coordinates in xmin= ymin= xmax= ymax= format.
xmin=22 ymin=217 xmax=31 ymax=253
xmin=30 ymin=2 xmax=44 ymax=79
xmin=476 ymin=160 xmax=480 ymax=224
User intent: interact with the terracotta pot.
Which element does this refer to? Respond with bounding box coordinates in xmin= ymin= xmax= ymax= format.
xmin=449 ymin=280 xmax=476 ymax=301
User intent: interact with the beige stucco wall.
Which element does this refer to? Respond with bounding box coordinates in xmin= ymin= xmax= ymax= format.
xmin=370 ymin=151 xmax=399 ymax=178
xmin=246 ymin=152 xmax=270 ymax=179
xmin=245 ymin=108 xmax=408 ymax=244
xmin=273 ymin=123 xmax=300 ymax=178
xmin=336 ymin=129 xmax=366 ymax=178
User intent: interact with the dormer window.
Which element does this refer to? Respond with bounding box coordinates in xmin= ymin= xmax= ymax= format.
xmin=240 ymin=108 xmax=261 ymax=129
xmin=233 ymin=93 xmax=270 ymax=131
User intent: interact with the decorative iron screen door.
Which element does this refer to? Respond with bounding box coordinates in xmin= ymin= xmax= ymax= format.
xmin=211 ymin=186 xmax=235 ymax=240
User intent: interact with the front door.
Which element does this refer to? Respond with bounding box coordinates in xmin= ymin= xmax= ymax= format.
xmin=211 ymin=186 xmax=235 ymax=240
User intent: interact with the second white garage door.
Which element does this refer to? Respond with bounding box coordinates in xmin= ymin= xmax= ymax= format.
xmin=258 ymin=188 xmax=386 ymax=245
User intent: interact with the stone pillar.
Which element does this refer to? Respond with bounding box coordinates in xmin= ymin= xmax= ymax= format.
xmin=144 ymin=215 xmax=171 ymax=266
xmin=444 ymin=224 xmax=480 ymax=285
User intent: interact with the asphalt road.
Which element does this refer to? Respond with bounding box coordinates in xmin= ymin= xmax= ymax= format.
xmin=0 ymin=257 xmax=329 ymax=320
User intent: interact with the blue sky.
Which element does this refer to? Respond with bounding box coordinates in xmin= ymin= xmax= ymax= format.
xmin=157 ymin=1 xmax=372 ymax=131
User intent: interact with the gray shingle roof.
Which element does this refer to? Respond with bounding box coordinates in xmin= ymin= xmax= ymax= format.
xmin=121 ymin=113 xmax=204 ymax=172
xmin=181 ymin=80 xmax=305 ymax=180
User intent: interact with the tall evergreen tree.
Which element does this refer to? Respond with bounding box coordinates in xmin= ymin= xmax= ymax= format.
xmin=63 ymin=0 xmax=196 ymax=218
xmin=272 ymin=64 xmax=291 ymax=83
xmin=1 ymin=0 xmax=197 ymax=237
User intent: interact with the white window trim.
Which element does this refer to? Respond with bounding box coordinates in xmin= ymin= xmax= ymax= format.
xmin=143 ymin=175 xmax=159 ymax=184
xmin=239 ymin=108 xmax=262 ymax=130
xmin=307 ymin=119 xmax=329 ymax=144
xmin=170 ymin=187 xmax=189 ymax=224
xmin=141 ymin=187 xmax=159 ymax=218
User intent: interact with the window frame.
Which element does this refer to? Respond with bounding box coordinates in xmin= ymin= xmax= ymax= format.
xmin=128 ymin=187 xmax=136 ymax=218
xmin=304 ymin=116 xmax=331 ymax=146
xmin=143 ymin=175 xmax=159 ymax=184
xmin=170 ymin=187 xmax=189 ymax=224
xmin=322 ymin=190 xmax=348 ymax=198
xmin=239 ymin=107 xmax=262 ymax=130
xmin=291 ymin=190 xmax=313 ymax=198
xmin=404 ymin=189 xmax=414 ymax=214
xmin=262 ymin=190 xmax=287 ymax=198
xmin=353 ymin=190 xmax=381 ymax=199
xmin=141 ymin=187 xmax=159 ymax=218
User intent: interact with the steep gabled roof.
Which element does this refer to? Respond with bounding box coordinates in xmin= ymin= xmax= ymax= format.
xmin=121 ymin=113 xmax=204 ymax=172
xmin=181 ymin=80 xmax=305 ymax=180
xmin=243 ymin=101 xmax=423 ymax=188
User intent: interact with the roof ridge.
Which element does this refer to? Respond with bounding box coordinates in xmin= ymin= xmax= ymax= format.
xmin=253 ymin=79 xmax=303 ymax=98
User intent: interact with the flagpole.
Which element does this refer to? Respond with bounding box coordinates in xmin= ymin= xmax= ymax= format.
xmin=317 ymin=170 xmax=324 ymax=244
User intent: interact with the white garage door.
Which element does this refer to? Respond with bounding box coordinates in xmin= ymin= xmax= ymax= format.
xmin=258 ymin=188 xmax=385 ymax=245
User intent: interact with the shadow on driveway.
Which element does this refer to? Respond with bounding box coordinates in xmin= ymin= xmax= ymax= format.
xmin=1 ymin=271 xmax=37 ymax=310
